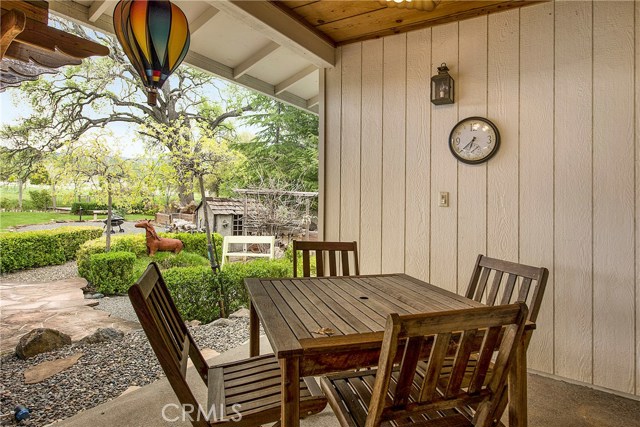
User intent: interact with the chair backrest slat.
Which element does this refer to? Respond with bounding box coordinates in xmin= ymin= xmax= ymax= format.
xmin=465 ymin=255 xmax=549 ymax=322
xmin=293 ymin=241 xmax=359 ymax=278
xmin=366 ymin=303 xmax=528 ymax=427
xmin=393 ymin=336 xmax=423 ymax=406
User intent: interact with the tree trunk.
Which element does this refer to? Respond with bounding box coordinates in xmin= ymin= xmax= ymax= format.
xmin=106 ymin=191 xmax=112 ymax=252
xmin=17 ymin=179 xmax=23 ymax=210
xmin=178 ymin=181 xmax=194 ymax=206
xmin=51 ymin=181 xmax=57 ymax=210
xmin=198 ymin=175 xmax=224 ymax=317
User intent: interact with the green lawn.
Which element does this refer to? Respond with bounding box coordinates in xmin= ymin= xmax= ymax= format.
xmin=0 ymin=212 xmax=151 ymax=230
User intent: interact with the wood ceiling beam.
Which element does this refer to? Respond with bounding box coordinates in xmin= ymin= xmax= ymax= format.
xmin=190 ymin=6 xmax=220 ymax=35
xmin=208 ymin=0 xmax=335 ymax=68
xmin=233 ymin=41 xmax=280 ymax=79
xmin=88 ymin=0 xmax=111 ymax=23
xmin=275 ymin=65 xmax=317 ymax=95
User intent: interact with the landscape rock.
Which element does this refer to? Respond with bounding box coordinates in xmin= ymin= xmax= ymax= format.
xmin=212 ymin=318 xmax=234 ymax=327
xmin=229 ymin=308 xmax=249 ymax=319
xmin=23 ymin=353 xmax=84 ymax=384
xmin=85 ymin=293 xmax=104 ymax=299
xmin=15 ymin=328 xmax=71 ymax=359
xmin=79 ymin=328 xmax=124 ymax=345
xmin=187 ymin=320 xmax=201 ymax=327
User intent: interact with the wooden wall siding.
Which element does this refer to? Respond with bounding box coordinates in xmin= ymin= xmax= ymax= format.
xmin=381 ymin=35 xmax=407 ymax=274
xmin=592 ymin=1 xmax=635 ymax=395
xmin=322 ymin=0 xmax=640 ymax=396
xmin=405 ymin=29 xmax=431 ymax=282
xmin=429 ymin=23 xmax=459 ymax=293
xmin=553 ymin=0 xmax=593 ymax=386
xmin=359 ymin=39 xmax=384 ymax=275
xmin=457 ymin=16 xmax=488 ymax=295
xmin=518 ymin=1 xmax=554 ymax=375
xmin=636 ymin=0 xmax=640 ymax=400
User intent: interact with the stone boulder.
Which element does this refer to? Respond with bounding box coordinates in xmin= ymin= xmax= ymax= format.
xmin=16 ymin=328 xmax=71 ymax=359
xmin=211 ymin=318 xmax=234 ymax=327
xmin=79 ymin=328 xmax=124 ymax=345
xmin=229 ymin=308 xmax=249 ymax=319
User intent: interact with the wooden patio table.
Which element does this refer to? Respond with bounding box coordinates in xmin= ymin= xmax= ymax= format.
xmin=245 ymin=273 xmax=533 ymax=427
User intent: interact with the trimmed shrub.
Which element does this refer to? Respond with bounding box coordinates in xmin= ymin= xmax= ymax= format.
xmin=76 ymin=234 xmax=147 ymax=278
xmin=88 ymin=251 xmax=136 ymax=294
xmin=218 ymin=258 xmax=292 ymax=311
xmin=162 ymin=266 xmax=220 ymax=323
xmin=29 ymin=190 xmax=52 ymax=210
xmin=0 ymin=226 xmax=102 ymax=273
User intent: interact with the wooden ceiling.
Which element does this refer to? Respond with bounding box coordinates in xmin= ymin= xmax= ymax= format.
xmin=275 ymin=0 xmax=543 ymax=45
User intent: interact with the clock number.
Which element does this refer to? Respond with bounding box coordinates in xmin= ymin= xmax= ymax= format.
xmin=487 ymin=135 xmax=492 ymax=144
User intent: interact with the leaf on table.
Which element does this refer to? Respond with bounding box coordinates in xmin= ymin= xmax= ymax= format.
xmin=313 ymin=327 xmax=335 ymax=336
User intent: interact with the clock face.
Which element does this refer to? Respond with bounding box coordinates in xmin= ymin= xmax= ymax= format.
xmin=449 ymin=117 xmax=500 ymax=164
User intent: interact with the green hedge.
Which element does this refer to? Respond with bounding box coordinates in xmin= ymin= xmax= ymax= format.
xmin=76 ymin=234 xmax=148 ymax=278
xmin=88 ymin=251 xmax=136 ymax=294
xmin=218 ymin=258 xmax=292 ymax=310
xmin=0 ymin=226 xmax=103 ymax=273
xmin=163 ymin=266 xmax=221 ymax=323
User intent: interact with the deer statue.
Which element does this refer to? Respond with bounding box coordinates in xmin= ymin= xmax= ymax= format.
xmin=134 ymin=220 xmax=184 ymax=256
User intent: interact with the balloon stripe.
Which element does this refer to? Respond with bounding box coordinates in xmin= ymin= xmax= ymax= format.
xmin=167 ymin=3 xmax=188 ymax=69
xmin=130 ymin=0 xmax=151 ymax=63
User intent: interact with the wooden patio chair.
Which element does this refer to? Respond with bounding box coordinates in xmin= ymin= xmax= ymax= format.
xmin=292 ymin=240 xmax=359 ymax=277
xmin=321 ymin=303 xmax=529 ymax=427
xmin=465 ymin=255 xmax=549 ymax=323
xmin=128 ymin=262 xmax=327 ymax=427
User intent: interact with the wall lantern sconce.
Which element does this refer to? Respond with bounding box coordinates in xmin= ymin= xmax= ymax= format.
xmin=431 ymin=63 xmax=454 ymax=105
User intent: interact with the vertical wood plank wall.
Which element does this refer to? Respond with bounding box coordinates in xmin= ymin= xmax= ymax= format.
xmin=322 ymin=0 xmax=639 ymax=396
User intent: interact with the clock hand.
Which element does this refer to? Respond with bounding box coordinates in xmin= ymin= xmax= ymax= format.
xmin=461 ymin=137 xmax=477 ymax=153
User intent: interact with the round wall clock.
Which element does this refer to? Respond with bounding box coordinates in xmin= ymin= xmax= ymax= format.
xmin=449 ymin=117 xmax=500 ymax=164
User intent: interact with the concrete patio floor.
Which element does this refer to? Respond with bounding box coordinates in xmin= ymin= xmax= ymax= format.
xmin=51 ymin=335 xmax=640 ymax=427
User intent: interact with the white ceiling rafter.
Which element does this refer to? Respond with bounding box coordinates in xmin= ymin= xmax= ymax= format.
xmin=233 ymin=41 xmax=280 ymax=79
xmin=190 ymin=6 xmax=220 ymax=35
xmin=275 ymin=65 xmax=316 ymax=95
xmin=306 ymin=95 xmax=319 ymax=109
xmin=47 ymin=0 xmax=318 ymax=114
xmin=208 ymin=0 xmax=335 ymax=69
xmin=88 ymin=0 xmax=111 ymax=23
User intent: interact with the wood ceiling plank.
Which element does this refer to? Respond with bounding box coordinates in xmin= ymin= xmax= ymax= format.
xmin=278 ymin=1 xmax=320 ymax=10
xmin=1 ymin=0 xmax=48 ymax=24
xmin=291 ymin=1 xmax=387 ymax=26
xmin=312 ymin=0 xmax=542 ymax=44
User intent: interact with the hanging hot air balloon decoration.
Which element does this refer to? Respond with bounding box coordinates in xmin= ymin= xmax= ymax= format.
xmin=113 ymin=0 xmax=190 ymax=106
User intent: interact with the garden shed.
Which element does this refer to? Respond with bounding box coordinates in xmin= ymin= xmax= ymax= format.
xmin=195 ymin=197 xmax=245 ymax=237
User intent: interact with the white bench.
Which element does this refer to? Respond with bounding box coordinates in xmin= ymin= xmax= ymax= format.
xmin=221 ymin=235 xmax=276 ymax=268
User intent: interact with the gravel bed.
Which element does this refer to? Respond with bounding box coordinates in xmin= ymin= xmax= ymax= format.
xmin=0 ymin=318 xmax=251 ymax=427
xmin=93 ymin=296 xmax=139 ymax=324
xmin=0 ymin=262 xmax=78 ymax=284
